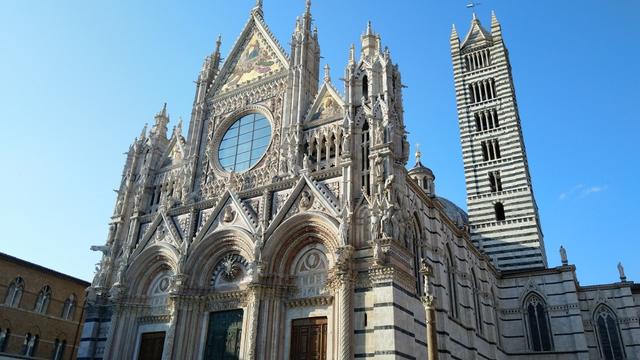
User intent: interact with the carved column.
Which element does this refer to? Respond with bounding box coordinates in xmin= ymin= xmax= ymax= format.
xmin=420 ymin=261 xmax=438 ymax=360
xmin=246 ymin=284 xmax=262 ymax=359
xmin=163 ymin=274 xmax=187 ymax=360
xmin=328 ymin=246 xmax=353 ymax=360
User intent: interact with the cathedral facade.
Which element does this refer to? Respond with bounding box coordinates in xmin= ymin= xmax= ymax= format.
xmin=79 ymin=2 xmax=640 ymax=359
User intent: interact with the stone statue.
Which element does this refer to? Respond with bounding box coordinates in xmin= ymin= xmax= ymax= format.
xmin=338 ymin=208 xmax=350 ymax=246
xmin=342 ymin=131 xmax=351 ymax=155
xmin=559 ymin=246 xmax=568 ymax=265
xmin=303 ymin=153 xmax=310 ymax=171
xmin=374 ymin=155 xmax=384 ymax=182
xmin=370 ymin=208 xmax=380 ymax=240
xmin=380 ymin=200 xmax=394 ymax=239
xmin=372 ymin=239 xmax=383 ymax=265
xmin=618 ymin=262 xmax=626 ymax=281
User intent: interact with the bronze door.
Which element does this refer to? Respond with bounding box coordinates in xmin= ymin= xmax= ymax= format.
xmin=204 ymin=309 xmax=244 ymax=360
xmin=290 ymin=317 xmax=328 ymax=360
xmin=137 ymin=331 xmax=165 ymax=360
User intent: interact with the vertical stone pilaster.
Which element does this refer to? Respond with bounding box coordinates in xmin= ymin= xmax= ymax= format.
xmin=246 ymin=284 xmax=262 ymax=359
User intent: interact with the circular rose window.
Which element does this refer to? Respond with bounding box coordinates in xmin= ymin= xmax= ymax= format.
xmin=218 ymin=112 xmax=271 ymax=172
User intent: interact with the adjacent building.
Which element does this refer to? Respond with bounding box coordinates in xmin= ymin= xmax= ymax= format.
xmin=79 ymin=2 xmax=640 ymax=359
xmin=0 ymin=252 xmax=89 ymax=359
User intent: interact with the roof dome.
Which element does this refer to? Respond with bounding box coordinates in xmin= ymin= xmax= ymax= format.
xmin=436 ymin=196 xmax=469 ymax=229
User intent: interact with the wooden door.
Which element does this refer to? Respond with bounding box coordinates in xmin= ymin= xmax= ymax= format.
xmin=137 ymin=331 xmax=165 ymax=360
xmin=204 ymin=309 xmax=244 ymax=360
xmin=290 ymin=317 xmax=327 ymax=360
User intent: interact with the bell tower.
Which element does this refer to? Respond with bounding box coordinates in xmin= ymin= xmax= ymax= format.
xmin=451 ymin=12 xmax=547 ymax=270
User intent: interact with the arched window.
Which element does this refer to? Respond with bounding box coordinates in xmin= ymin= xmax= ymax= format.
xmin=472 ymin=270 xmax=483 ymax=334
xmin=4 ymin=277 xmax=24 ymax=307
xmin=52 ymin=338 xmax=66 ymax=360
xmin=0 ymin=328 xmax=9 ymax=352
xmin=446 ymin=246 xmax=458 ymax=318
xmin=294 ymin=248 xmax=328 ymax=298
xmin=22 ymin=333 xmax=38 ymax=356
xmin=594 ymin=305 xmax=625 ymax=360
xmin=34 ymin=285 xmax=51 ymax=314
xmin=362 ymin=75 xmax=369 ymax=100
xmin=61 ymin=294 xmax=76 ymax=320
xmin=494 ymin=202 xmax=505 ymax=221
xmin=524 ymin=293 xmax=553 ymax=352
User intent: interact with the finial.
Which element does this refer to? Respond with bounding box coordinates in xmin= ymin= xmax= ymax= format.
xmin=451 ymin=24 xmax=458 ymax=38
xmin=306 ymin=0 xmax=311 ymax=13
xmin=215 ymin=34 xmax=222 ymax=51
xmin=324 ymin=64 xmax=331 ymax=83
xmin=157 ymin=102 xmax=167 ymax=117
xmin=349 ymin=44 xmax=355 ymax=63
xmin=140 ymin=123 xmax=148 ymax=139
xmin=253 ymin=0 xmax=263 ymax=16
xmin=366 ymin=21 xmax=373 ymax=35
xmin=415 ymin=143 xmax=422 ymax=164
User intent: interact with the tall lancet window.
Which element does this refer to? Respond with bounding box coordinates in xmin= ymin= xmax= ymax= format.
xmin=361 ymin=121 xmax=371 ymax=195
xmin=61 ymin=294 xmax=77 ymax=320
xmin=446 ymin=246 xmax=459 ymax=318
xmin=34 ymin=285 xmax=51 ymax=314
xmin=594 ymin=305 xmax=625 ymax=360
xmin=362 ymin=75 xmax=369 ymax=100
xmin=524 ymin=293 xmax=553 ymax=352
xmin=4 ymin=277 xmax=24 ymax=307
xmin=472 ymin=270 xmax=483 ymax=334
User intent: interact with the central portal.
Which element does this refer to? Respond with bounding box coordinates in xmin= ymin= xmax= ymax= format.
xmin=290 ymin=317 xmax=328 ymax=360
xmin=204 ymin=309 xmax=243 ymax=360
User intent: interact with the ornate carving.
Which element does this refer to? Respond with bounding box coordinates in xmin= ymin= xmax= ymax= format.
xmin=299 ymin=190 xmax=313 ymax=211
xmin=222 ymin=205 xmax=236 ymax=224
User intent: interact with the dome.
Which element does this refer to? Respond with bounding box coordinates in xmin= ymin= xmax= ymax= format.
xmin=436 ymin=196 xmax=469 ymax=229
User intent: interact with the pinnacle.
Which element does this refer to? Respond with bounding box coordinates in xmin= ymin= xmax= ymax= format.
xmin=324 ymin=64 xmax=331 ymax=83
xmin=491 ymin=10 xmax=500 ymax=27
xmin=366 ymin=21 xmax=373 ymax=36
xmin=450 ymin=24 xmax=458 ymax=39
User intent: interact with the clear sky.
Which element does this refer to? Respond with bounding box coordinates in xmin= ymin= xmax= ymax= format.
xmin=1 ymin=0 xmax=638 ymax=284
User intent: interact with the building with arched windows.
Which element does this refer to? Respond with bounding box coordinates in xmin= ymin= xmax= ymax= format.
xmin=79 ymin=3 xmax=640 ymax=360
xmin=0 ymin=252 xmax=89 ymax=359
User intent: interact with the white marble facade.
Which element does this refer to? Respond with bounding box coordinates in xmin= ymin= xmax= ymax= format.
xmin=79 ymin=3 xmax=640 ymax=360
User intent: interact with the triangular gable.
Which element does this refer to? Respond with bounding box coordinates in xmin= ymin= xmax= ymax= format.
xmin=266 ymin=174 xmax=340 ymax=238
xmin=461 ymin=18 xmax=492 ymax=49
xmin=161 ymin=134 xmax=186 ymax=168
xmin=193 ymin=190 xmax=259 ymax=243
xmin=132 ymin=211 xmax=182 ymax=258
xmin=305 ymin=82 xmax=345 ymax=122
xmin=211 ymin=13 xmax=289 ymax=95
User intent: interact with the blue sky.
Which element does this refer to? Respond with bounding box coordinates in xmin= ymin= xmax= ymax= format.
xmin=1 ymin=0 xmax=638 ymax=283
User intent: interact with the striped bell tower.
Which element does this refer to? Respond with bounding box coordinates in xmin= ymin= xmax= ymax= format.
xmin=450 ymin=12 xmax=547 ymax=270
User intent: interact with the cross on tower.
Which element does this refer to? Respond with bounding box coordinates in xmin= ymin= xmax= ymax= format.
xmin=466 ymin=1 xmax=481 ymax=16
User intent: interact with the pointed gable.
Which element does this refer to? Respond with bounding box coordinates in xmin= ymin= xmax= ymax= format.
xmin=305 ymin=82 xmax=345 ymax=122
xmin=461 ymin=17 xmax=493 ymax=50
xmin=213 ymin=13 xmax=289 ymax=94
